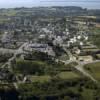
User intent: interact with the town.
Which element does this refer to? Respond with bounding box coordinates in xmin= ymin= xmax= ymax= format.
xmin=0 ymin=7 xmax=100 ymax=100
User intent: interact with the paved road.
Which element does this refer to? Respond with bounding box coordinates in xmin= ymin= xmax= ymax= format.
xmin=62 ymin=46 xmax=99 ymax=83
xmin=75 ymin=61 xmax=98 ymax=82
xmin=1 ymin=42 xmax=28 ymax=69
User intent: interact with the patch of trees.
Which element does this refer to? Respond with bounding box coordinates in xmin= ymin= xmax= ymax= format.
xmin=53 ymin=45 xmax=65 ymax=57
xmin=13 ymin=60 xmax=47 ymax=75
xmin=24 ymin=51 xmax=51 ymax=61
xmin=0 ymin=77 xmax=99 ymax=100
xmin=18 ymin=78 xmax=99 ymax=100
xmin=13 ymin=59 xmax=64 ymax=75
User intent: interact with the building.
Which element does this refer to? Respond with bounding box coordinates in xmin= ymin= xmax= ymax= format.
xmin=24 ymin=43 xmax=55 ymax=57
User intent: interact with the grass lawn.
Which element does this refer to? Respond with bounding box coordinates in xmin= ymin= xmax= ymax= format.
xmin=29 ymin=75 xmax=51 ymax=83
xmin=0 ymin=10 xmax=17 ymax=16
xmin=93 ymin=28 xmax=100 ymax=34
xmin=90 ymin=27 xmax=100 ymax=48
xmin=0 ymin=18 xmax=9 ymax=23
xmin=84 ymin=62 xmax=100 ymax=82
xmin=29 ymin=70 xmax=82 ymax=83
xmin=58 ymin=71 xmax=81 ymax=80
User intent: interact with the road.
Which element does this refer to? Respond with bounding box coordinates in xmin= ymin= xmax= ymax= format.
xmin=0 ymin=42 xmax=100 ymax=89
xmin=62 ymin=46 xmax=99 ymax=83
xmin=75 ymin=61 xmax=98 ymax=82
xmin=0 ymin=42 xmax=28 ymax=89
xmin=1 ymin=42 xmax=28 ymax=69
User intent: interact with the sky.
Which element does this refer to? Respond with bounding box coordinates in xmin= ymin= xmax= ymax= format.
xmin=0 ymin=0 xmax=100 ymax=9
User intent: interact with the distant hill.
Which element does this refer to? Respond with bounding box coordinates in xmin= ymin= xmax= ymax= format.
xmin=0 ymin=6 xmax=100 ymax=17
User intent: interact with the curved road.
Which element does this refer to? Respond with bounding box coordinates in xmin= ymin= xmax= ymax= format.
xmin=62 ymin=46 xmax=98 ymax=83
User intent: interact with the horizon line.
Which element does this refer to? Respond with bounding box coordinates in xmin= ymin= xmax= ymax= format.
xmin=0 ymin=6 xmax=100 ymax=10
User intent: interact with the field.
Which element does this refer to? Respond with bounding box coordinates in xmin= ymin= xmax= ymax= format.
xmin=84 ymin=62 xmax=100 ymax=82
xmin=29 ymin=71 xmax=82 ymax=83
xmin=90 ymin=27 xmax=100 ymax=48
xmin=14 ymin=58 xmax=82 ymax=83
xmin=93 ymin=28 xmax=100 ymax=34
xmin=0 ymin=9 xmax=18 ymax=24
xmin=18 ymin=75 xmax=98 ymax=100
xmin=58 ymin=71 xmax=81 ymax=79
xmin=0 ymin=9 xmax=17 ymax=16
xmin=29 ymin=75 xmax=51 ymax=83
xmin=0 ymin=17 xmax=10 ymax=23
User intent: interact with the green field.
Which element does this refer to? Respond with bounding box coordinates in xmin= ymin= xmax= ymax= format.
xmin=29 ymin=75 xmax=51 ymax=83
xmin=13 ymin=56 xmax=82 ymax=85
xmin=13 ymin=56 xmax=100 ymax=99
xmin=90 ymin=27 xmax=100 ymax=48
xmin=84 ymin=62 xmax=100 ymax=82
xmin=0 ymin=18 xmax=10 ymax=23
xmin=0 ymin=9 xmax=17 ymax=16
xmin=93 ymin=28 xmax=100 ymax=34
xmin=58 ymin=71 xmax=81 ymax=79
xmin=29 ymin=71 xmax=82 ymax=83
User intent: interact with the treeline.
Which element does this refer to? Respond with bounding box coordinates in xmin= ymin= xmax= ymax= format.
xmin=0 ymin=77 xmax=100 ymax=100
xmin=18 ymin=78 xmax=100 ymax=100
